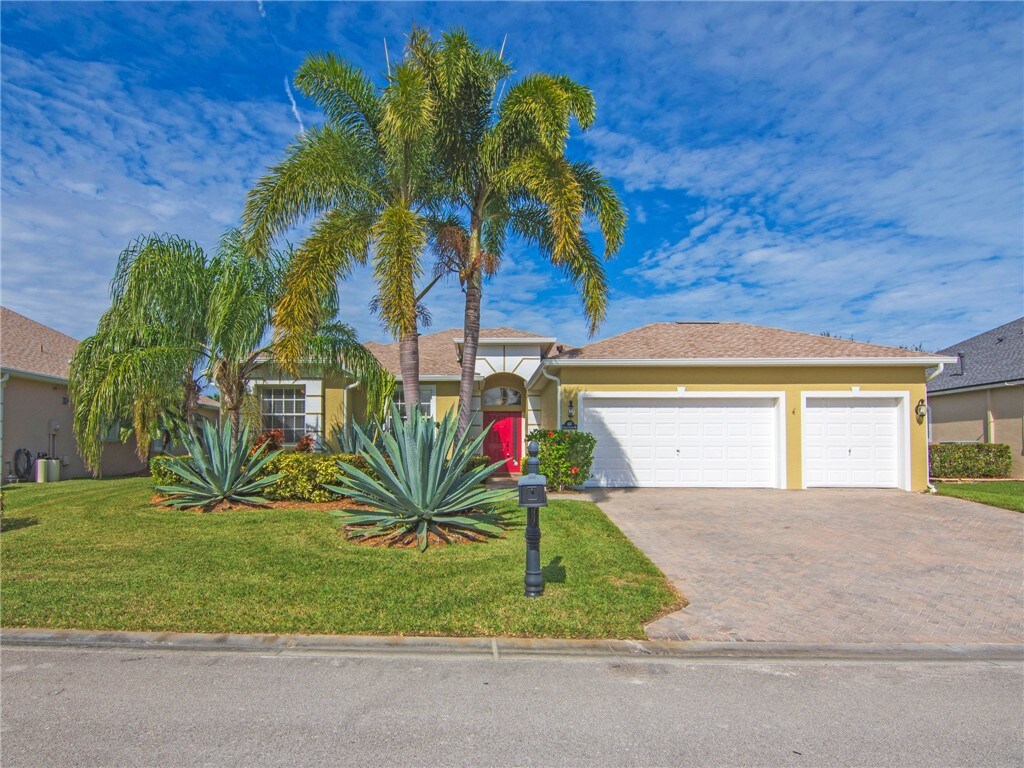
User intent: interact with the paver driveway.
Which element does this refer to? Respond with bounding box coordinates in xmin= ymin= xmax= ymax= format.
xmin=583 ymin=488 xmax=1024 ymax=643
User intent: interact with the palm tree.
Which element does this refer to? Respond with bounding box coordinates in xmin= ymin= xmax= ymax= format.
xmin=69 ymin=230 xmax=390 ymax=474
xmin=242 ymin=48 xmax=442 ymax=416
xmin=408 ymin=29 xmax=627 ymax=437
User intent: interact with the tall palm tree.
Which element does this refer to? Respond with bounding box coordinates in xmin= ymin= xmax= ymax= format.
xmin=69 ymin=230 xmax=390 ymax=474
xmin=408 ymin=29 xmax=627 ymax=437
xmin=242 ymin=49 xmax=442 ymax=416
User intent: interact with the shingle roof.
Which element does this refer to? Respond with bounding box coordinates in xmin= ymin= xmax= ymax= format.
xmin=0 ymin=306 xmax=79 ymax=379
xmin=366 ymin=327 xmax=549 ymax=377
xmin=927 ymin=318 xmax=1024 ymax=393
xmin=549 ymin=322 xmax=948 ymax=361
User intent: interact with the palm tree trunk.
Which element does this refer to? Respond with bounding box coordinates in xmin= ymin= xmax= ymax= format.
xmin=457 ymin=226 xmax=483 ymax=439
xmin=398 ymin=330 xmax=420 ymax=419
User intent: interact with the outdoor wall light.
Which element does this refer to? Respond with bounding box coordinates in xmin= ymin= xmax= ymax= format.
xmin=567 ymin=400 xmax=575 ymax=420
xmin=915 ymin=399 xmax=927 ymax=424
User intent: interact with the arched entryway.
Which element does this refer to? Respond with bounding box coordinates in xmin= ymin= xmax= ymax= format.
xmin=480 ymin=372 xmax=527 ymax=474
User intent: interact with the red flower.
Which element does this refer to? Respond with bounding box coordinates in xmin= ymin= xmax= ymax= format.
xmin=571 ymin=467 xmax=579 ymax=474
xmin=547 ymin=431 xmax=554 ymax=437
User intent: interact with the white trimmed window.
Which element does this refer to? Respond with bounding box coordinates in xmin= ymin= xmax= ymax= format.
xmin=260 ymin=386 xmax=307 ymax=443
xmin=393 ymin=385 xmax=436 ymax=418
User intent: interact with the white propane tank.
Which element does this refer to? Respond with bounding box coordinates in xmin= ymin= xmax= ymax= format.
xmin=35 ymin=459 xmax=49 ymax=483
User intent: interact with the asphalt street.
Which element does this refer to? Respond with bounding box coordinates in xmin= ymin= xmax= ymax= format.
xmin=1 ymin=645 xmax=1021 ymax=767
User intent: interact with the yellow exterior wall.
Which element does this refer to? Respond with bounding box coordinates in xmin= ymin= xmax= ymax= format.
xmin=433 ymin=381 xmax=460 ymax=421
xmin=322 ymin=371 xmax=352 ymax=444
xmin=539 ymin=365 xmax=932 ymax=491
xmin=930 ymin=385 xmax=1024 ymax=478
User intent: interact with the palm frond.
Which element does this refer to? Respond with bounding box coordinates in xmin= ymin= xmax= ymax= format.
xmin=242 ymin=125 xmax=381 ymax=256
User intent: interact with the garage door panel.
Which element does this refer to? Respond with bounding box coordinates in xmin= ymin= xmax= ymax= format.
xmin=804 ymin=397 xmax=901 ymax=488
xmin=583 ymin=396 xmax=780 ymax=488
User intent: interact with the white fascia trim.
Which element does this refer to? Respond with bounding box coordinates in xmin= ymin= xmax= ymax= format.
xmin=800 ymin=390 xmax=912 ymax=492
xmin=393 ymin=374 xmax=483 ymax=382
xmin=453 ymin=337 xmax=557 ymax=345
xmin=928 ymin=379 xmax=1024 ymax=396
xmin=0 ymin=367 xmax=68 ymax=386
xmin=578 ymin=389 xmax=788 ymax=490
xmin=548 ymin=356 xmax=959 ymax=367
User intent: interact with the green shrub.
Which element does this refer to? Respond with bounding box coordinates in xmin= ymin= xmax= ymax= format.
xmin=929 ymin=443 xmax=1012 ymax=478
xmin=261 ymin=452 xmax=376 ymax=502
xmin=468 ymin=454 xmax=490 ymax=472
xmin=525 ymin=428 xmax=597 ymax=491
xmin=149 ymin=454 xmax=183 ymax=486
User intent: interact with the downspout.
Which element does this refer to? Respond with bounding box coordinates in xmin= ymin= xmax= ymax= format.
xmin=0 ymin=372 xmax=8 ymax=484
xmin=923 ymin=363 xmax=945 ymax=493
xmin=540 ymin=365 xmax=562 ymax=429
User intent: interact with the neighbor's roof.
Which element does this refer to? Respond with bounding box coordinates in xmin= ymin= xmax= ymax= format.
xmin=366 ymin=327 xmax=551 ymax=377
xmin=0 ymin=306 xmax=79 ymax=380
xmin=927 ymin=317 xmax=1024 ymax=393
xmin=547 ymin=322 xmax=952 ymax=363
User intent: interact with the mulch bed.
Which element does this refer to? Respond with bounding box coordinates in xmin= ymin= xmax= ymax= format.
xmin=150 ymin=493 xmax=502 ymax=548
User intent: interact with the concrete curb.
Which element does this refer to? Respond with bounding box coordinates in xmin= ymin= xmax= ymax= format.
xmin=3 ymin=628 xmax=1022 ymax=663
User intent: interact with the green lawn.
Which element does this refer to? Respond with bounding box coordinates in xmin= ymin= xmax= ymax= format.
xmin=0 ymin=477 xmax=679 ymax=639
xmin=935 ymin=481 xmax=1024 ymax=512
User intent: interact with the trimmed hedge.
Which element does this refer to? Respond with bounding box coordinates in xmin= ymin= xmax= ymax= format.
xmin=929 ymin=443 xmax=1012 ymax=479
xmin=149 ymin=454 xmax=181 ymax=487
xmin=262 ymin=453 xmax=369 ymax=503
xmin=525 ymin=428 xmax=597 ymax=491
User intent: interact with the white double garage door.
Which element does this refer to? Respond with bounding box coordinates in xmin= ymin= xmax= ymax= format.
xmin=581 ymin=393 xmax=907 ymax=489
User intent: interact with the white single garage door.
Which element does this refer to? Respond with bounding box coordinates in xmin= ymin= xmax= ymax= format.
xmin=803 ymin=397 xmax=900 ymax=488
xmin=581 ymin=396 xmax=781 ymax=488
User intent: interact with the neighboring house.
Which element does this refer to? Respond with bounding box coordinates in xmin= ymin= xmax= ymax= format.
xmin=249 ymin=321 xmax=954 ymax=492
xmin=0 ymin=307 xmax=218 ymax=482
xmin=927 ymin=318 xmax=1024 ymax=478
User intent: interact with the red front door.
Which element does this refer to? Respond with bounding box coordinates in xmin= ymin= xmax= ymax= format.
xmin=483 ymin=413 xmax=522 ymax=474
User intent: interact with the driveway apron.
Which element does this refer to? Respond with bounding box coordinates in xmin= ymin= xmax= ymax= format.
xmin=581 ymin=488 xmax=1024 ymax=643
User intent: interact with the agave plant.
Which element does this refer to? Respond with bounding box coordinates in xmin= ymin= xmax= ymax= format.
xmin=330 ymin=421 xmax=384 ymax=454
xmin=154 ymin=420 xmax=284 ymax=510
xmin=326 ymin=406 xmax=512 ymax=550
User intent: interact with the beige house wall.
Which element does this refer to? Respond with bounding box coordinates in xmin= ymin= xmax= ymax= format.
xmin=532 ymin=364 xmax=931 ymax=491
xmin=930 ymin=385 xmax=1024 ymax=478
xmin=2 ymin=375 xmax=145 ymax=481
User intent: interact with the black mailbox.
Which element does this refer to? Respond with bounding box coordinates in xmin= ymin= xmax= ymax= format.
xmin=518 ymin=476 xmax=548 ymax=508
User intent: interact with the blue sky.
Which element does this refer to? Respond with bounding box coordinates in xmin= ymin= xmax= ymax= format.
xmin=2 ymin=2 xmax=1021 ymax=351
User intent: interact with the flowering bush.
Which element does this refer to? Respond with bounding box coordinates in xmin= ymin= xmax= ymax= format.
xmin=525 ymin=428 xmax=598 ymax=491
xmin=252 ymin=428 xmax=284 ymax=455
xmin=294 ymin=434 xmax=316 ymax=453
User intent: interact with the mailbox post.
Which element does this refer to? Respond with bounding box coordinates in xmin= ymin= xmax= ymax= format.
xmin=518 ymin=440 xmax=548 ymax=598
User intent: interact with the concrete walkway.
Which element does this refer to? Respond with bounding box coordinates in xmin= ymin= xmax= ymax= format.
xmin=581 ymin=488 xmax=1024 ymax=644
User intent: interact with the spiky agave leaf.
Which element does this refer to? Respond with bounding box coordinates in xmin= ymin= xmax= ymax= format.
xmin=326 ymin=405 xmax=512 ymax=550
xmin=154 ymin=420 xmax=284 ymax=511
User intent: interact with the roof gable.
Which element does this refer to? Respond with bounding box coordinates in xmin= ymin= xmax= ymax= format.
xmin=928 ymin=317 xmax=1024 ymax=392
xmin=366 ymin=327 xmax=550 ymax=377
xmin=1 ymin=306 xmax=80 ymax=380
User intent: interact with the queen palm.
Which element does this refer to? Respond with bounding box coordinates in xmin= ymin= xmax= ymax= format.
xmin=408 ymin=29 xmax=627 ymax=437
xmin=243 ymin=49 xmax=441 ymax=415
xmin=69 ymin=229 xmax=390 ymax=473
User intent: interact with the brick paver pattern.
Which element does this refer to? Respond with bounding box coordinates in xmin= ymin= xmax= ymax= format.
xmin=583 ymin=488 xmax=1023 ymax=643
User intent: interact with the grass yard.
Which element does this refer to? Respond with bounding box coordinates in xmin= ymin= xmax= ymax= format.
xmin=0 ymin=477 xmax=680 ymax=639
xmin=935 ymin=481 xmax=1024 ymax=512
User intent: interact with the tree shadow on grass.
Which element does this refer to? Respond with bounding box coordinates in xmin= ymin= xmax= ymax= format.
xmin=0 ymin=517 xmax=38 ymax=533
xmin=542 ymin=555 xmax=566 ymax=584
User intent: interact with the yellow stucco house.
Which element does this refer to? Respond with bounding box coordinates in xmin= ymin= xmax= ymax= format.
xmin=248 ymin=321 xmax=956 ymax=492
